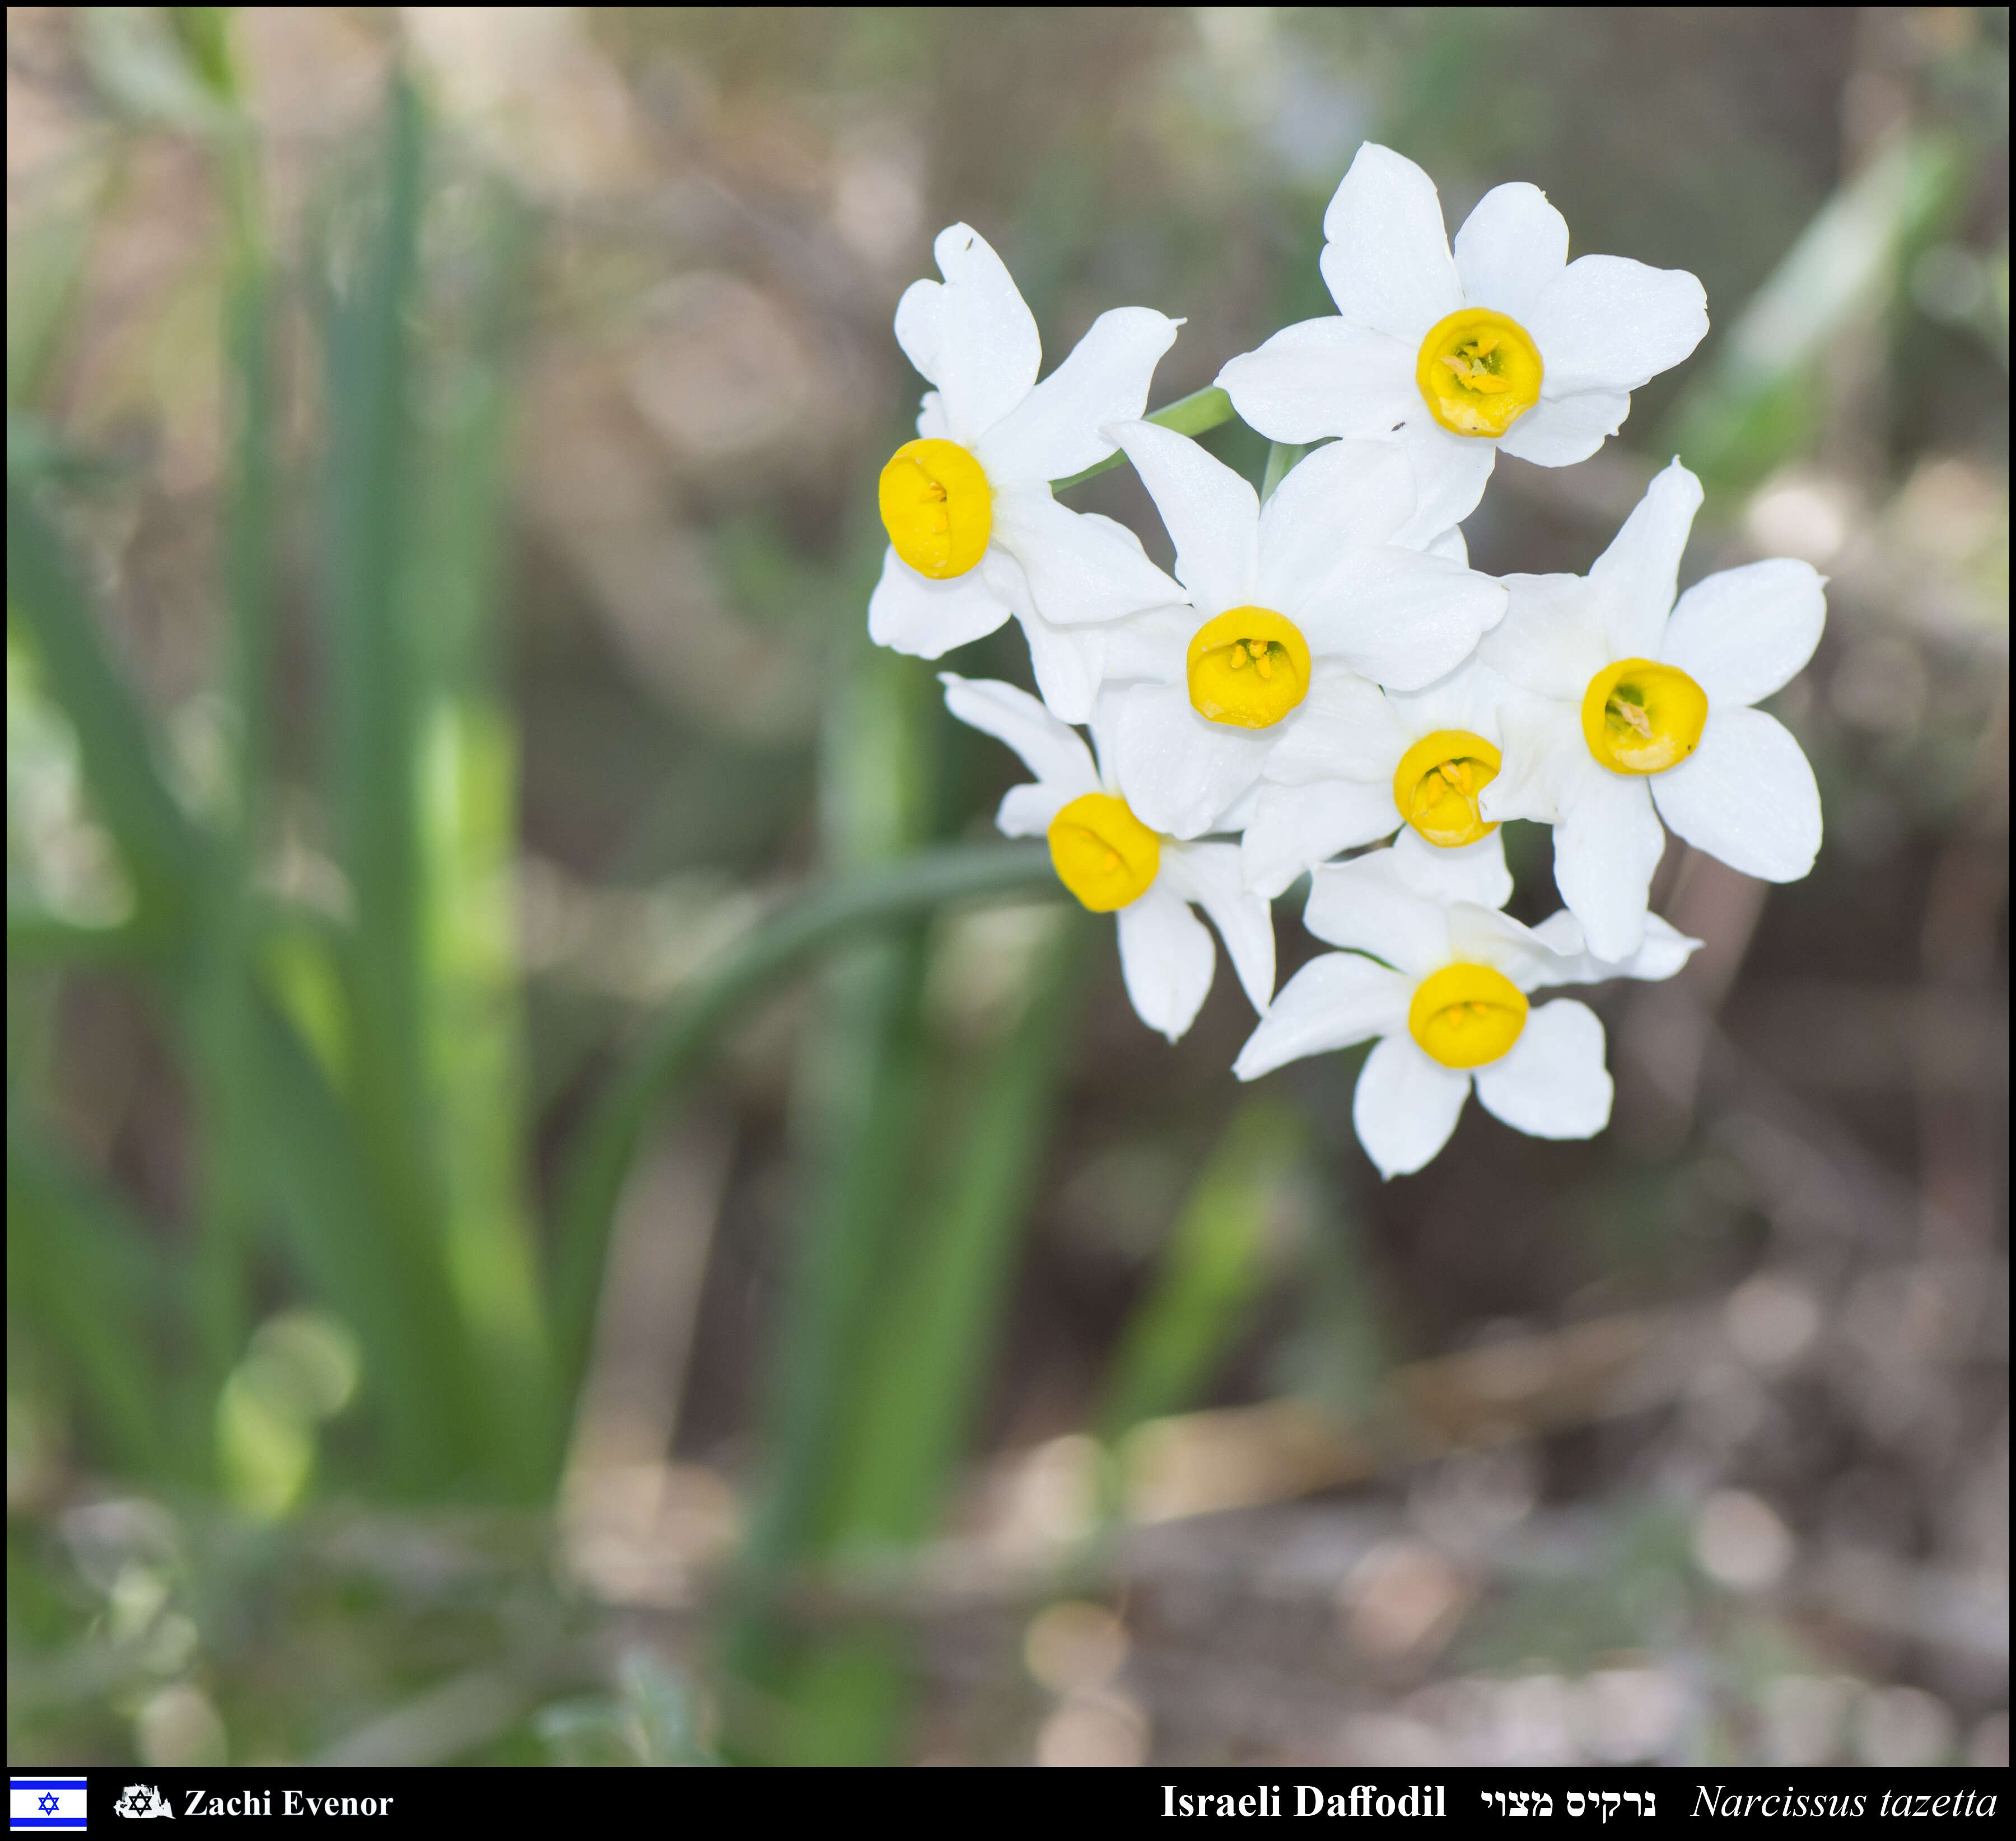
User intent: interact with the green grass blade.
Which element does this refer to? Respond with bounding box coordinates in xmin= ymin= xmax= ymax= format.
xmin=5 ymin=484 xmax=207 ymax=939
xmin=406 ymin=197 xmax=550 ymax=1497
xmin=1663 ymin=129 xmax=1969 ymax=490
xmin=545 ymin=839 xmax=1060 ymax=1456
xmin=1097 ymin=1099 xmax=1305 ymax=1444
xmin=825 ymin=913 xmax=1089 ymax=1550
xmin=6 ymin=1109 xmax=180 ymax=1477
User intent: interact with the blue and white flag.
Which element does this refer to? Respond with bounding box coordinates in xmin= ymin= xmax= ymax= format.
xmin=10 ymin=1781 xmax=87 ymax=1832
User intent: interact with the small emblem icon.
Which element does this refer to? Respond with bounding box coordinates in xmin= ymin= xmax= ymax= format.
xmin=9 ymin=1779 xmax=87 ymax=1832
xmin=115 ymin=1788 xmax=176 ymax=1821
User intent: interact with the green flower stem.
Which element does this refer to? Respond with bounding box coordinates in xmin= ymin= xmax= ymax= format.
xmin=1261 ymin=440 xmax=1309 ymax=502
xmin=1048 ymin=384 xmax=1236 ymax=493
xmin=545 ymin=840 xmax=1063 ymax=1470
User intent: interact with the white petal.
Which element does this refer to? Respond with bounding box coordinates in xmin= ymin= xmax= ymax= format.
xmin=1232 ymin=954 xmax=1411 ymax=1080
xmin=1473 ymin=999 xmax=1612 ymax=1139
xmin=1353 ymin=1032 xmax=1471 ymax=1178
xmin=1394 ymin=420 xmax=1499 ymax=538
xmin=1590 ymin=459 xmax=1703 ymax=658
xmin=1303 ymin=849 xmax=1452 ymax=974
xmin=1160 ymin=840 xmax=1275 ymax=1013
xmin=1257 ymin=438 xmax=1417 ymax=600
xmin=1389 ymin=825 xmax=1512 ymax=908
xmin=1112 ymin=683 xmax=1271 ymax=839
xmin=1295 ymin=545 xmax=1506 ymax=691
xmin=894 ymin=281 xmax=943 ymax=390
xmin=1478 ymin=572 xmax=1608 ymax=702
xmin=1261 ymin=669 xmax=1406 ymax=786
xmin=1650 ymin=706 xmax=1821 ymax=882
xmin=1526 ymin=254 xmax=1708 ymax=396
xmin=975 ymin=307 xmax=1180 ymax=484
xmin=1116 ymin=884 xmax=1216 ymax=1042
xmin=1529 ymin=908 xmax=1702 ymax=984
xmin=1096 ymin=605 xmax=1190 ymax=688
xmin=1446 ymin=901 xmax=1577 ymax=992
xmin=1215 ymin=316 xmax=1420 ymax=445
xmin=916 ymin=390 xmax=951 ymax=440
xmin=1318 ymin=143 xmax=1463 ymax=344
xmin=912 ymin=223 xmax=1042 ymax=443
xmin=1453 ymin=182 xmax=1569 ymax=324
xmin=1662 ymin=559 xmax=1827 ymax=709
xmin=1386 ymin=655 xmax=1514 ymax=743
xmin=939 ymin=672 xmax=1100 ymax=793
xmin=996 ymin=781 xmax=1074 ymax=839
xmin=990 ymin=488 xmax=1184 ymax=627
xmin=868 ymin=546 xmax=1012 ymax=657
xmin=1241 ymin=781 xmax=1399 ymax=899
xmin=1424 ymin=524 xmax=1469 ymax=564
xmin=1478 ymin=689 xmax=1585 ymax=824
xmin=1493 ymin=388 xmax=1632 ymax=466
xmin=1109 ymin=420 xmax=1258 ymax=614
xmin=1551 ymin=764 xmax=1667 ymax=962
xmin=1018 ymin=609 xmax=1106 ymax=726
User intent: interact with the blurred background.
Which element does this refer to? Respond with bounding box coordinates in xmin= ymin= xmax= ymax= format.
xmin=6 ymin=6 xmax=2007 ymax=1769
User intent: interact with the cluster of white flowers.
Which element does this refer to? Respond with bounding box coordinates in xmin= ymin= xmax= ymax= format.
xmin=867 ymin=145 xmax=1825 ymax=1178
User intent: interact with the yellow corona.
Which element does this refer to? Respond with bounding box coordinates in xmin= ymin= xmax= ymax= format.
xmin=1407 ymin=962 xmax=1529 ymax=1069
xmin=878 ymin=438 xmax=992 ymax=578
xmin=1580 ymin=657 xmax=1709 ymax=775
xmin=1415 ymin=307 xmax=1544 ymax=438
xmin=1186 ymin=607 xmax=1313 ymax=729
xmin=1047 ymin=793 xmax=1161 ymax=913
xmin=1392 ymin=730 xmax=1502 ymax=848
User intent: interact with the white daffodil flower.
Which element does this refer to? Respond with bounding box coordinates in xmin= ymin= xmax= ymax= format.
xmin=1216 ymin=143 xmax=1709 ymax=536
xmin=1240 ymin=654 xmax=1518 ymax=901
xmin=871 ymin=225 xmax=1185 ymax=722
xmin=1092 ymin=420 xmax=1506 ymax=844
xmin=1477 ymin=459 xmax=1826 ymax=962
xmin=1233 ymin=849 xmax=1699 ymax=1178
xmin=941 ymin=672 xmax=1273 ymax=1043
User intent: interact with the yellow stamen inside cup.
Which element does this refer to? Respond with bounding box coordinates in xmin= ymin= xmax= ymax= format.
xmin=1408 ymin=962 xmax=1528 ymax=1069
xmin=1415 ymin=307 xmax=1544 ymax=438
xmin=1580 ymin=657 xmax=1709 ymax=775
xmin=1186 ymin=607 xmax=1312 ymax=729
xmin=1047 ymin=792 xmax=1160 ymax=913
xmin=1392 ymin=729 xmax=1502 ymax=848
xmin=878 ymin=437 xmax=992 ymax=578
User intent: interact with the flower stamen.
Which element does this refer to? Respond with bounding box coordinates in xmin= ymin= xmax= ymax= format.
xmin=1408 ymin=962 xmax=1528 ymax=1068
xmin=1186 ymin=608 xmax=1312 ymax=728
xmin=1392 ymin=729 xmax=1502 ymax=848
xmin=1416 ymin=307 xmax=1544 ymax=438
xmin=1580 ymin=658 xmax=1709 ymax=774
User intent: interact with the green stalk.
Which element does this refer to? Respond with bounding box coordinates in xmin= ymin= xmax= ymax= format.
xmin=778 ymin=914 xmax=1089 ymax=1763
xmin=545 ymin=839 xmax=1061 ymax=1452
xmin=6 ymin=1107 xmax=179 ymax=1478
xmin=1260 ymin=440 xmax=1309 ymax=502
xmin=1048 ymin=384 xmax=1236 ymax=492
xmin=311 ymin=76 xmax=488 ymax=1494
xmin=5 ymin=485 xmax=207 ymax=945
xmin=407 ymin=197 xmax=551 ymax=1499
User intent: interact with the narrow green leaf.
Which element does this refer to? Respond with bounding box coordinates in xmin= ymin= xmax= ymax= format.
xmin=545 ymin=839 xmax=1061 ymax=1450
xmin=1098 ymin=1099 xmax=1304 ymax=1443
xmin=6 ymin=1110 xmax=180 ymax=1477
xmin=6 ymin=484 xmax=207 ymax=938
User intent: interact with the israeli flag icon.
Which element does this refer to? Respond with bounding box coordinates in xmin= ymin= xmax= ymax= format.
xmin=11 ymin=1781 xmax=87 ymax=1831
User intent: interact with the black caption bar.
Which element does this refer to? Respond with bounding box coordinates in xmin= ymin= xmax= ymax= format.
xmin=25 ymin=1765 xmax=2004 ymax=1827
